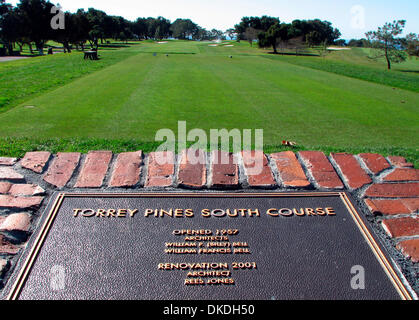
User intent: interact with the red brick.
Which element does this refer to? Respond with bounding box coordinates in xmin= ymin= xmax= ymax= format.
xmin=381 ymin=217 xmax=419 ymax=238
xmin=331 ymin=153 xmax=372 ymax=190
xmin=0 ymin=167 xmax=24 ymax=182
xmin=0 ymin=157 xmax=17 ymax=166
xmin=146 ymin=152 xmax=175 ymax=187
xmin=271 ymin=151 xmax=310 ymax=188
xmin=43 ymin=152 xmax=80 ymax=188
xmin=109 ymin=151 xmax=143 ymax=187
xmin=299 ymin=151 xmax=344 ymax=189
xmin=8 ymin=184 xmax=45 ymax=196
xmin=211 ymin=151 xmax=239 ymax=189
xmin=0 ymin=182 xmax=12 ymax=194
xmin=358 ymin=153 xmax=391 ymax=175
xmin=0 ymin=213 xmax=32 ymax=232
xmin=178 ymin=149 xmax=206 ymax=189
xmin=0 ymin=234 xmax=20 ymax=255
xmin=242 ymin=151 xmax=275 ymax=187
xmin=0 ymin=195 xmax=44 ymax=210
xmin=401 ymin=199 xmax=419 ymax=212
xmin=20 ymin=151 xmax=51 ymax=173
xmin=397 ymin=239 xmax=419 ymax=263
xmin=364 ymin=199 xmax=412 ymax=216
xmin=387 ymin=156 xmax=414 ymax=168
xmin=365 ymin=183 xmax=419 ymax=198
xmin=383 ymin=168 xmax=419 ymax=182
xmin=74 ymin=151 xmax=112 ymax=188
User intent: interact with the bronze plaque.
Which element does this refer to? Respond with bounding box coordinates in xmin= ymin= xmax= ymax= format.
xmin=3 ymin=192 xmax=413 ymax=300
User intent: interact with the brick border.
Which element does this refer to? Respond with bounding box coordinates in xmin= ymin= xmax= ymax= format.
xmin=0 ymin=150 xmax=418 ymax=295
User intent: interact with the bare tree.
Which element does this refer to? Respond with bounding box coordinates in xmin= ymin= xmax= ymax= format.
xmin=244 ymin=27 xmax=259 ymax=47
xmin=288 ymin=36 xmax=307 ymax=56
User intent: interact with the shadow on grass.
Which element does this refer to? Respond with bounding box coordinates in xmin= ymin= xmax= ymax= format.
xmin=98 ymin=44 xmax=130 ymax=48
xmin=397 ymin=69 xmax=419 ymax=74
xmin=98 ymin=48 xmax=118 ymax=51
xmin=267 ymin=51 xmax=319 ymax=57
xmin=140 ymin=52 xmax=197 ymax=55
xmin=14 ymin=54 xmax=39 ymax=57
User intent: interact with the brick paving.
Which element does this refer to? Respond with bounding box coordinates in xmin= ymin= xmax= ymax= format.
xmin=299 ymin=151 xmax=344 ymax=189
xmin=109 ymin=151 xmax=143 ymax=188
xmin=0 ymin=149 xmax=418 ymax=291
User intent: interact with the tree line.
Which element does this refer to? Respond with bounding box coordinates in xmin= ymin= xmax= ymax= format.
xmin=1 ymin=0 xmax=417 ymax=67
xmin=233 ymin=15 xmax=418 ymax=69
xmin=233 ymin=16 xmax=342 ymax=54
xmin=0 ymin=0 xmax=226 ymax=55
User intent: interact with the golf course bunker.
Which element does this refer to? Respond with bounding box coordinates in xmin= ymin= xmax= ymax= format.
xmin=327 ymin=47 xmax=351 ymax=50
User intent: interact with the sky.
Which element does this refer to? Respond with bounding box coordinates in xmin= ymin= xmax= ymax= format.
xmin=8 ymin=0 xmax=419 ymax=39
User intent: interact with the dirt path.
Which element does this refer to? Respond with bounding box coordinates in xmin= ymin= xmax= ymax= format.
xmin=0 ymin=56 xmax=29 ymax=62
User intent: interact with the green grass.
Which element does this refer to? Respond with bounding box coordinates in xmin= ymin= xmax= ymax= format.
xmin=0 ymin=40 xmax=418 ymax=163
xmin=0 ymin=137 xmax=417 ymax=168
xmin=0 ymin=43 xmax=140 ymax=112
xmin=263 ymin=49 xmax=419 ymax=92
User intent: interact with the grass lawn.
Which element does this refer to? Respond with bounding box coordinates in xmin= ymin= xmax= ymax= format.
xmin=0 ymin=42 xmax=140 ymax=111
xmin=1 ymin=40 xmax=418 ymax=165
xmin=263 ymin=48 xmax=419 ymax=92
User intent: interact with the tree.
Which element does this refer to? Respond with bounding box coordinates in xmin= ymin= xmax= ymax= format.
xmin=307 ymin=19 xmax=340 ymax=45
xmin=289 ymin=19 xmax=340 ymax=46
xmin=86 ymin=8 xmax=107 ymax=44
xmin=244 ymin=27 xmax=259 ymax=46
xmin=133 ymin=18 xmax=147 ymax=39
xmin=241 ymin=16 xmax=340 ymax=53
xmin=405 ymin=33 xmax=419 ymax=57
xmin=51 ymin=11 xmax=74 ymax=52
xmin=113 ymin=17 xmax=133 ymax=42
xmin=259 ymin=16 xmax=281 ymax=32
xmin=210 ymin=29 xmax=224 ymax=40
xmin=193 ymin=27 xmax=210 ymax=41
xmin=258 ymin=22 xmax=287 ymax=54
xmin=71 ymin=9 xmax=90 ymax=50
xmin=145 ymin=16 xmax=171 ymax=40
xmin=348 ymin=38 xmax=370 ymax=47
xmin=16 ymin=0 xmax=54 ymax=54
xmin=121 ymin=26 xmax=134 ymax=43
xmin=235 ymin=16 xmax=279 ymax=43
xmin=306 ymin=30 xmax=322 ymax=47
xmin=171 ymin=19 xmax=198 ymax=40
xmin=334 ymin=39 xmax=346 ymax=46
xmin=225 ymin=28 xmax=236 ymax=40
xmin=366 ymin=20 xmax=407 ymax=70
xmin=1 ymin=5 xmax=23 ymax=54
xmin=288 ymin=36 xmax=307 ymax=55
xmin=0 ymin=0 xmax=9 ymax=14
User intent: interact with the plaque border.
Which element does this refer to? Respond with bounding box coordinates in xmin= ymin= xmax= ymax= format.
xmin=5 ymin=192 xmax=414 ymax=300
